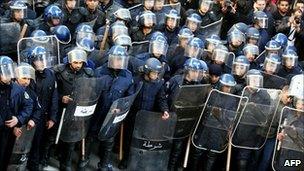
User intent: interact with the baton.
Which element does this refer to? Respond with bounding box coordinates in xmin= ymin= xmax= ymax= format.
xmin=99 ymin=20 xmax=110 ymax=53
xmin=119 ymin=123 xmax=124 ymax=161
xmin=183 ymin=136 xmax=191 ymax=168
xmin=277 ymin=118 xmax=288 ymax=151
xmin=82 ymin=139 xmax=85 ymax=160
xmin=226 ymin=135 xmax=232 ymax=171
xmin=19 ymin=23 xmax=28 ymax=40
xmin=55 ymin=108 xmax=66 ymax=144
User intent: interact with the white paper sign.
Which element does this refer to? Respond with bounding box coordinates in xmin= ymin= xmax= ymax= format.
xmin=112 ymin=111 xmax=129 ymax=124
xmin=74 ymin=104 xmax=97 ymax=117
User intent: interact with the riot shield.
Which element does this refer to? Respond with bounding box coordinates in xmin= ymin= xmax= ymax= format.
xmin=0 ymin=22 xmax=21 ymax=54
xmin=262 ymin=72 xmax=287 ymax=89
xmin=231 ymin=86 xmax=282 ymax=150
xmin=17 ymin=35 xmax=60 ymax=67
xmin=98 ymin=82 xmax=143 ymax=140
xmin=163 ymin=3 xmax=181 ymax=14
xmin=272 ymin=106 xmax=304 ymax=171
xmin=129 ymin=41 xmax=149 ymax=56
xmin=168 ymin=84 xmax=212 ymax=139
xmin=59 ymin=77 xmax=103 ymax=143
xmin=192 ymin=89 xmax=248 ymax=153
xmin=199 ymin=17 xmax=223 ymax=40
xmin=8 ymin=126 xmax=36 ymax=169
xmin=128 ymin=110 xmax=176 ymax=171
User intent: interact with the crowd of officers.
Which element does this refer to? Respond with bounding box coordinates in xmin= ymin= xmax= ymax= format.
xmin=0 ymin=0 xmax=304 ymax=170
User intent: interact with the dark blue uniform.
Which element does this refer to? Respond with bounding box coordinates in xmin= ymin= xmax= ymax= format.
xmin=27 ymin=68 xmax=58 ymax=170
xmin=0 ymin=82 xmax=33 ymax=170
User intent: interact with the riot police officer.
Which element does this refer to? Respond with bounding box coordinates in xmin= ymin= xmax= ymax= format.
xmin=25 ymin=46 xmax=59 ymax=170
xmin=170 ymin=37 xmax=204 ymax=75
xmin=39 ymin=5 xmax=63 ymax=33
xmin=53 ymin=48 xmax=94 ymax=171
xmin=0 ymin=56 xmax=33 ymax=170
xmin=186 ymin=0 xmax=218 ymax=26
xmin=159 ymin=58 xmax=209 ymax=171
xmin=155 ymin=9 xmax=181 ymax=45
xmin=13 ymin=63 xmax=41 ymax=170
xmin=202 ymin=34 xmax=222 ymax=62
xmin=183 ymin=13 xmax=202 ymax=36
xmin=245 ymin=27 xmax=260 ymax=46
xmin=252 ymin=11 xmax=270 ymax=52
xmin=119 ymin=57 xmax=165 ymax=169
xmin=255 ymin=40 xmax=281 ymax=65
xmin=231 ymin=55 xmax=250 ymax=95
xmin=242 ymin=44 xmax=260 ymax=69
xmin=227 ymin=28 xmax=246 ymax=56
xmin=90 ymin=45 xmax=134 ymax=171
xmin=188 ymin=73 xmax=237 ymax=171
xmin=131 ymin=10 xmax=156 ymax=41
xmin=167 ymin=28 xmax=194 ymax=65
xmin=277 ymin=49 xmax=302 ymax=81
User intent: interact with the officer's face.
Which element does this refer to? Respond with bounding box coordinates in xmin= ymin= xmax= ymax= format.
xmin=280 ymin=90 xmax=292 ymax=105
xmin=17 ymin=77 xmax=31 ymax=87
xmin=265 ymin=61 xmax=277 ymax=74
xmin=187 ymin=20 xmax=198 ymax=32
xmin=245 ymin=52 xmax=255 ymax=62
xmin=284 ymin=58 xmax=295 ymax=69
xmin=166 ymin=18 xmax=177 ymax=30
xmin=255 ymin=0 xmax=266 ymax=11
xmin=200 ymin=2 xmax=210 ymax=13
xmin=51 ymin=18 xmax=60 ymax=26
xmin=210 ymin=74 xmax=219 ymax=84
xmin=186 ymin=70 xmax=200 ymax=81
xmin=33 ymin=60 xmax=46 ymax=72
xmin=86 ymin=0 xmax=99 ymax=10
xmin=144 ymin=0 xmax=155 ymax=10
xmin=221 ymin=85 xmax=231 ymax=93
xmin=154 ymin=0 xmax=164 ymax=10
xmin=234 ymin=65 xmax=247 ymax=76
xmin=13 ymin=9 xmax=24 ymax=22
xmin=70 ymin=61 xmax=84 ymax=71
xmin=278 ymin=1 xmax=290 ymax=14
xmin=66 ymin=0 xmax=77 ymax=10
xmin=0 ymin=75 xmax=12 ymax=84
xmin=296 ymin=99 xmax=304 ymax=110
xmin=179 ymin=38 xmax=189 ymax=48
xmin=248 ymin=38 xmax=258 ymax=45
xmin=111 ymin=58 xmax=124 ymax=69
xmin=248 ymin=77 xmax=261 ymax=87
xmin=187 ymin=46 xmax=200 ymax=58
xmin=148 ymin=71 xmax=159 ymax=80
xmin=231 ymin=37 xmax=242 ymax=47
xmin=207 ymin=43 xmax=215 ymax=53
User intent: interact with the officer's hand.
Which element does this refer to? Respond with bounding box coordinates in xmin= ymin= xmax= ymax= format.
xmin=5 ymin=116 xmax=19 ymax=128
xmin=277 ymin=132 xmax=285 ymax=141
xmin=62 ymin=95 xmax=73 ymax=104
xmin=27 ymin=120 xmax=35 ymax=130
xmin=46 ymin=120 xmax=55 ymax=129
xmin=13 ymin=127 xmax=22 ymax=138
xmin=162 ymin=111 xmax=170 ymax=120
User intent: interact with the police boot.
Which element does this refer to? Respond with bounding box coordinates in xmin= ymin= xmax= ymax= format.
xmin=59 ymin=142 xmax=74 ymax=171
xmin=237 ymin=160 xmax=248 ymax=171
xmin=186 ymin=148 xmax=203 ymax=171
xmin=77 ymin=158 xmax=90 ymax=171
xmin=203 ymin=152 xmax=217 ymax=171
xmin=97 ymin=162 xmax=113 ymax=171
xmin=118 ymin=159 xmax=128 ymax=169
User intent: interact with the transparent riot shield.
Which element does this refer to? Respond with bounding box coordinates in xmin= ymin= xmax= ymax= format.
xmin=192 ymin=89 xmax=248 ymax=153
xmin=98 ymin=82 xmax=143 ymax=140
xmin=168 ymin=84 xmax=212 ymax=139
xmin=262 ymin=72 xmax=288 ymax=89
xmin=128 ymin=110 xmax=176 ymax=171
xmin=272 ymin=106 xmax=304 ymax=171
xmin=0 ymin=22 xmax=21 ymax=54
xmin=17 ymin=35 xmax=60 ymax=67
xmin=231 ymin=86 xmax=282 ymax=150
xmin=199 ymin=17 xmax=223 ymax=40
xmin=8 ymin=126 xmax=36 ymax=169
xmin=129 ymin=41 xmax=150 ymax=56
xmin=59 ymin=77 xmax=103 ymax=143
